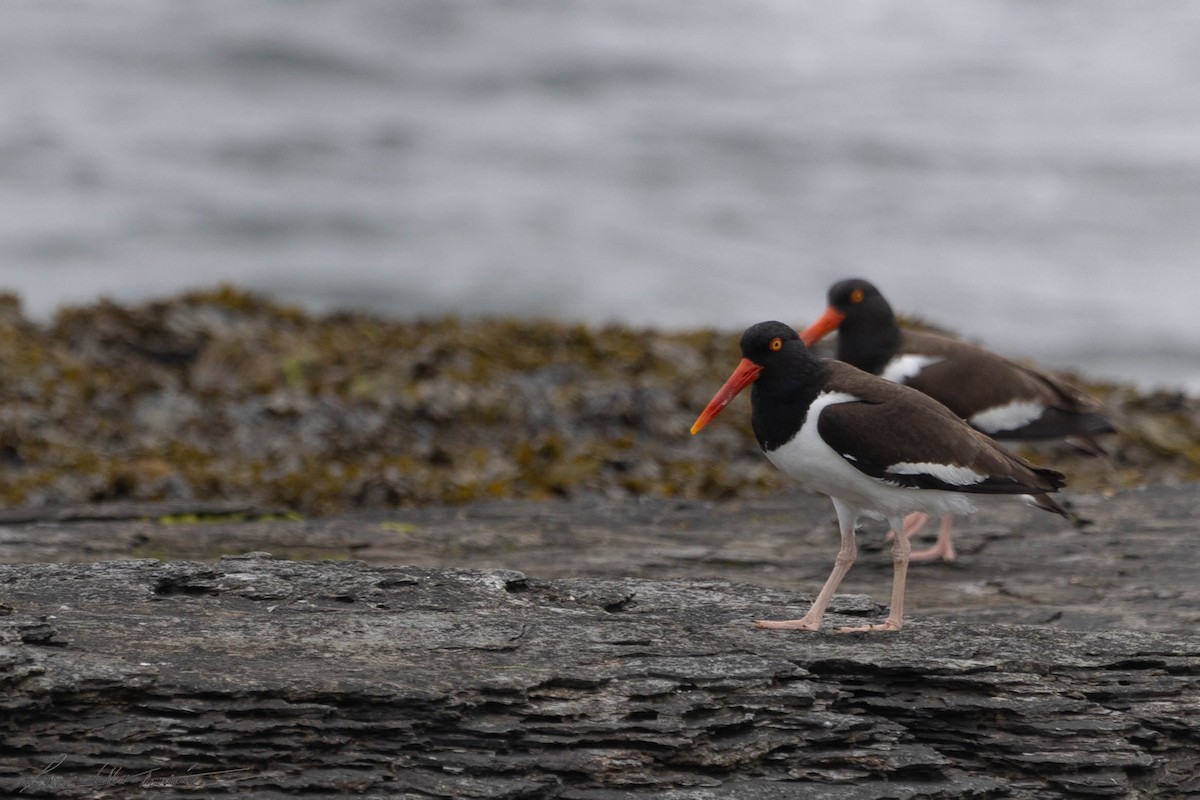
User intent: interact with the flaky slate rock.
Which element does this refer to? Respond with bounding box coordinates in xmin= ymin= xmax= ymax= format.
xmin=1 ymin=555 xmax=1198 ymax=799
xmin=6 ymin=485 xmax=1199 ymax=635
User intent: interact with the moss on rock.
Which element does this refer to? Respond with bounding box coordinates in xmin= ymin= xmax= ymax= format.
xmin=0 ymin=287 xmax=1194 ymax=514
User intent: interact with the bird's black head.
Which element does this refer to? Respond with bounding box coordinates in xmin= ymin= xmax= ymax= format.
xmin=826 ymin=278 xmax=891 ymax=319
xmin=739 ymin=320 xmax=805 ymax=367
xmin=802 ymin=278 xmax=893 ymax=346
xmin=691 ymin=321 xmax=822 ymax=436
xmin=800 ymin=278 xmax=898 ymax=374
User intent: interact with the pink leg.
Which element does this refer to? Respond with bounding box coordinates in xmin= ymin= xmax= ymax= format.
xmin=836 ymin=515 xmax=911 ymax=633
xmin=755 ymin=499 xmax=858 ymax=632
xmin=907 ymin=514 xmax=956 ymax=563
xmin=884 ymin=511 xmax=929 ymax=544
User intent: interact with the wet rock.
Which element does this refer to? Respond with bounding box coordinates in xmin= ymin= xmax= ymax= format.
xmin=0 ymin=555 xmax=1197 ymax=798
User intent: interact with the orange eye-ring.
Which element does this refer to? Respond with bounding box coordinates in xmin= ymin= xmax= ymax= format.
xmin=769 ymin=337 xmax=783 ymax=352
xmin=849 ymin=288 xmax=865 ymax=304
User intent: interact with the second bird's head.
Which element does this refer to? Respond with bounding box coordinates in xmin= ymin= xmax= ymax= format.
xmin=800 ymin=278 xmax=890 ymax=346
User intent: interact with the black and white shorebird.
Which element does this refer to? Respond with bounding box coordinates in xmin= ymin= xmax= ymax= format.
xmin=799 ymin=278 xmax=1113 ymax=561
xmin=691 ymin=321 xmax=1067 ymax=633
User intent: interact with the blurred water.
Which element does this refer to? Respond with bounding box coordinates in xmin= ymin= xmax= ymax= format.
xmin=2 ymin=0 xmax=1199 ymax=390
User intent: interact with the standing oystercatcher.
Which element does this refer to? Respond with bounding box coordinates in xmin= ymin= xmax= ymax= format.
xmin=691 ymin=321 xmax=1066 ymax=633
xmin=800 ymin=278 xmax=1113 ymax=562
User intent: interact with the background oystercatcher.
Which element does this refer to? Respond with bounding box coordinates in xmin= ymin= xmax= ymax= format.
xmin=691 ymin=321 xmax=1067 ymax=633
xmin=800 ymin=278 xmax=1114 ymax=562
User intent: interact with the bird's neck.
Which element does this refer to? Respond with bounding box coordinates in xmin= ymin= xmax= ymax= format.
xmin=836 ymin=311 xmax=899 ymax=375
xmin=751 ymin=350 xmax=829 ymax=452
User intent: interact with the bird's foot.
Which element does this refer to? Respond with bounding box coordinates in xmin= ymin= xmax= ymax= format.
xmin=907 ymin=541 xmax=956 ymax=563
xmin=834 ymin=619 xmax=902 ymax=633
xmin=753 ymin=617 xmax=821 ymax=632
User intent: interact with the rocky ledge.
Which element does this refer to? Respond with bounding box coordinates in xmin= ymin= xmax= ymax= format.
xmin=2 ymin=485 xmax=1199 ymax=798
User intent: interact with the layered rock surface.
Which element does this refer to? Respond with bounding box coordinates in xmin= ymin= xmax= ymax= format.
xmin=2 ymin=486 xmax=1198 ymax=798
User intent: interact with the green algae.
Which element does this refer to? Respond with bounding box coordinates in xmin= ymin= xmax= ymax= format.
xmin=0 ymin=286 xmax=1195 ymax=515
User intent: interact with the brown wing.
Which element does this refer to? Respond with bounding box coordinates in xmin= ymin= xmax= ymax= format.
xmin=896 ymin=330 xmax=1114 ymax=439
xmin=817 ymin=362 xmax=1067 ymax=496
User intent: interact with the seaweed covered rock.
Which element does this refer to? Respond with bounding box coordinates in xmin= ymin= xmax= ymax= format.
xmin=0 ymin=287 xmax=1197 ymax=513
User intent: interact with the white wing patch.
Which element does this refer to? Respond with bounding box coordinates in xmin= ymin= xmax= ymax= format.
xmin=886 ymin=462 xmax=987 ymax=486
xmin=814 ymin=391 xmax=861 ymax=408
xmin=881 ymin=354 xmax=944 ymax=384
xmin=969 ymin=400 xmax=1045 ymax=434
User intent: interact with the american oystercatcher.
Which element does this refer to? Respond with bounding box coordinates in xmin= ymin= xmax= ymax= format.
xmin=800 ymin=278 xmax=1113 ymax=562
xmin=691 ymin=321 xmax=1066 ymax=633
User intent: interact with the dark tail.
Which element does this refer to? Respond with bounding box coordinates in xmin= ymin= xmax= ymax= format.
xmin=1030 ymin=491 xmax=1069 ymax=518
xmin=1033 ymin=465 xmax=1067 ymax=492
xmin=1065 ymin=432 xmax=1112 ymax=458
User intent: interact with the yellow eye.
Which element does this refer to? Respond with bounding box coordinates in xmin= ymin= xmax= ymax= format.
xmin=849 ymin=288 xmax=865 ymax=304
xmin=769 ymin=337 xmax=783 ymax=352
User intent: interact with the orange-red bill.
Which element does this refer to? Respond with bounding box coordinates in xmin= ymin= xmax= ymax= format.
xmin=690 ymin=357 xmax=763 ymax=434
xmin=799 ymin=306 xmax=845 ymax=347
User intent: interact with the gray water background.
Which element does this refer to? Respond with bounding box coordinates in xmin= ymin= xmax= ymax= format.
xmin=3 ymin=1 xmax=1199 ymax=390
